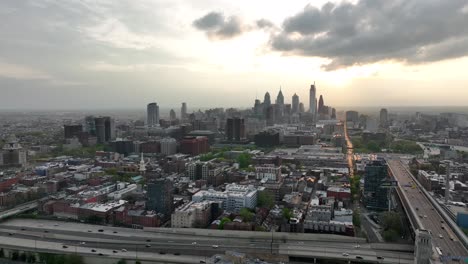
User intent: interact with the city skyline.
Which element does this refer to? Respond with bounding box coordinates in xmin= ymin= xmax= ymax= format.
xmin=1 ymin=0 xmax=468 ymax=110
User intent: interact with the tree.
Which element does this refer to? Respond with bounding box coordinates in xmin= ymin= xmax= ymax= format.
xmin=116 ymin=259 xmax=127 ymax=264
xmin=353 ymin=210 xmax=361 ymax=227
xmin=218 ymin=217 xmax=232 ymax=230
xmin=0 ymin=248 xmax=4 ymax=258
xmin=257 ymin=192 xmax=274 ymax=209
xmin=239 ymin=208 xmax=255 ymax=222
xmin=237 ymin=153 xmax=252 ymax=169
xmin=19 ymin=252 xmax=27 ymax=262
xmin=11 ymin=251 xmax=19 ymax=261
xmin=66 ymin=254 xmax=85 ymax=264
xmin=282 ymin=208 xmax=293 ymax=221
xmin=135 ymin=261 xmax=141 ymax=264
xmin=382 ymin=212 xmax=402 ymax=234
xmin=366 ymin=141 xmax=381 ymax=152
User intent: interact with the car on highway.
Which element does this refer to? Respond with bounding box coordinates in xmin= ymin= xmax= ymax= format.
xmin=98 ymin=253 xmax=104 ymax=256
xmin=21 ymin=228 xmax=26 ymax=231
xmin=80 ymin=242 xmax=86 ymax=245
xmin=439 ymin=234 xmax=443 ymax=239
xmin=91 ymin=249 xmax=96 ymax=252
xmin=423 ymin=215 xmax=427 ymax=218
xmin=441 ymin=220 xmax=444 ymax=223
xmin=212 ymin=245 xmax=219 ymax=248
xmin=192 ymin=242 xmax=197 ymax=245
xmin=342 ymin=252 xmax=349 ymax=257
xmin=113 ymin=231 xmax=118 ymax=234
xmin=377 ymin=256 xmax=384 ymax=260
xmin=146 ymin=239 xmax=151 ymax=242
xmin=113 ymin=250 xmax=118 ymax=253
xmin=62 ymin=245 xmax=68 ymax=249
xmin=159 ymin=251 xmax=166 ymax=255
xmin=174 ymin=252 xmax=180 ymax=255
xmin=145 ymin=244 xmax=151 ymax=248
xmin=199 ymin=261 xmax=206 ymax=263
xmin=98 ymin=229 xmax=104 ymax=232
xmin=354 ymin=244 xmax=360 ymax=248
xmin=8 ymin=233 xmax=13 ymax=236
xmin=121 ymin=249 xmax=127 ymax=252
xmin=356 ymin=256 xmax=363 ymax=259
xmin=44 ymin=230 xmax=49 ymax=233
xmin=87 ymin=230 xmax=92 ymax=232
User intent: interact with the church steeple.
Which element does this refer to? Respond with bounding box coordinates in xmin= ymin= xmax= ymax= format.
xmin=139 ymin=152 xmax=146 ymax=175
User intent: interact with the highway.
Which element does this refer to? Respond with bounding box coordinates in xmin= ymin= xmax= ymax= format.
xmin=0 ymin=219 xmax=415 ymax=263
xmin=388 ymin=159 xmax=468 ymax=262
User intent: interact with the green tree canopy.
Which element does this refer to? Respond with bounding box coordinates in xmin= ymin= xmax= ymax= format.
xmin=239 ymin=208 xmax=255 ymax=222
xmin=257 ymin=192 xmax=274 ymax=209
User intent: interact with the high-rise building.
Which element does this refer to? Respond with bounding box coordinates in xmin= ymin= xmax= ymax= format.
xmin=318 ymin=95 xmax=324 ymax=114
xmin=84 ymin=116 xmax=96 ymax=136
xmin=0 ymin=134 xmax=27 ymax=168
xmin=309 ymin=83 xmax=317 ymax=118
xmin=263 ymin=92 xmax=271 ymax=107
xmin=363 ymin=159 xmax=389 ymax=210
xmin=299 ymin=103 xmax=305 ymax=113
xmin=276 ymin=88 xmax=284 ymax=105
xmin=147 ymin=102 xmax=159 ymax=127
xmin=266 ymin=105 xmax=276 ymax=126
xmin=64 ymin=124 xmax=83 ymax=139
xmin=160 ymin=137 xmax=177 ymax=155
xmin=170 ymin=109 xmax=176 ymax=121
xmin=226 ymin=117 xmax=245 ymax=142
xmin=181 ymin=102 xmax=187 ymax=120
xmin=346 ymin=111 xmax=359 ymax=123
xmin=94 ymin=117 xmax=114 ymax=144
xmin=331 ymin=108 xmax=337 ymax=119
xmin=292 ymin=93 xmax=299 ymax=113
xmin=379 ymin=108 xmax=388 ymax=129
xmin=254 ymin=99 xmax=262 ymax=116
xmin=147 ymin=178 xmax=174 ymax=219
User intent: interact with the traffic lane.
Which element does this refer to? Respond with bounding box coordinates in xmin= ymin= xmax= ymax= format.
xmin=0 ymin=235 xmax=207 ymax=264
xmin=389 ymin=161 xmax=468 ymax=258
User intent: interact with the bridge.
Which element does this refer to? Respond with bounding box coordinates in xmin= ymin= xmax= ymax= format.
xmin=0 ymin=201 xmax=38 ymax=220
xmin=388 ymin=159 xmax=468 ymax=263
xmin=0 ymin=218 xmax=415 ymax=263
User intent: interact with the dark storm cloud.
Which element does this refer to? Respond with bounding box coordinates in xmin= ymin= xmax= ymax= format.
xmin=271 ymin=0 xmax=468 ymax=70
xmin=193 ymin=12 xmax=244 ymax=39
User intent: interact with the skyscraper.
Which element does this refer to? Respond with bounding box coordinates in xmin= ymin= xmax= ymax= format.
xmin=309 ymin=83 xmax=317 ymax=118
xmin=380 ymin=108 xmax=388 ymax=129
xmin=299 ymin=103 xmax=305 ymax=113
xmin=226 ymin=117 xmax=245 ymax=142
xmin=0 ymin=134 xmax=27 ymax=168
xmin=181 ymin=102 xmax=187 ymax=121
xmin=160 ymin=137 xmax=177 ymax=155
xmin=94 ymin=117 xmax=114 ymax=144
xmin=170 ymin=109 xmax=176 ymax=121
xmin=263 ymin=92 xmax=271 ymax=107
xmin=147 ymin=102 xmax=159 ymax=127
xmin=363 ymin=159 xmax=389 ymax=210
xmin=292 ymin=93 xmax=299 ymax=113
xmin=275 ymin=88 xmax=284 ymax=105
xmin=318 ymin=95 xmax=324 ymax=114
xmin=147 ymin=178 xmax=174 ymax=220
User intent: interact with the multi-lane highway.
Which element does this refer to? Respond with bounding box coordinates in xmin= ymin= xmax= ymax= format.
xmin=388 ymin=159 xmax=468 ymax=262
xmin=0 ymin=219 xmax=415 ymax=263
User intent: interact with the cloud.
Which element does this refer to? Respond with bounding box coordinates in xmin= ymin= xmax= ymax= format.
xmin=256 ymin=19 xmax=274 ymax=29
xmin=193 ymin=11 xmax=245 ymax=39
xmin=270 ymin=0 xmax=468 ymax=70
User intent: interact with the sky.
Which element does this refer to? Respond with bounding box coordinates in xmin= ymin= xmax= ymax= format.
xmin=1 ymin=0 xmax=468 ymax=110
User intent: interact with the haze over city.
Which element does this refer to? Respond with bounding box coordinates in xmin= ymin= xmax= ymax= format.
xmin=1 ymin=0 xmax=468 ymax=109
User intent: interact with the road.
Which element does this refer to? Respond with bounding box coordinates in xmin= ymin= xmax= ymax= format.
xmin=343 ymin=123 xmax=354 ymax=177
xmin=0 ymin=219 xmax=415 ymax=263
xmin=0 ymin=201 xmax=38 ymax=220
xmin=388 ymin=159 xmax=468 ymax=262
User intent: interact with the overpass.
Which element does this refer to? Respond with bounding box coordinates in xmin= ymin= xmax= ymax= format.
xmin=0 ymin=218 xmax=415 ymax=263
xmin=0 ymin=201 xmax=38 ymax=220
xmin=388 ymin=159 xmax=468 ymax=262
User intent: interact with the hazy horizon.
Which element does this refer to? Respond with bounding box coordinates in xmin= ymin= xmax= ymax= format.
xmin=1 ymin=0 xmax=468 ymax=110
